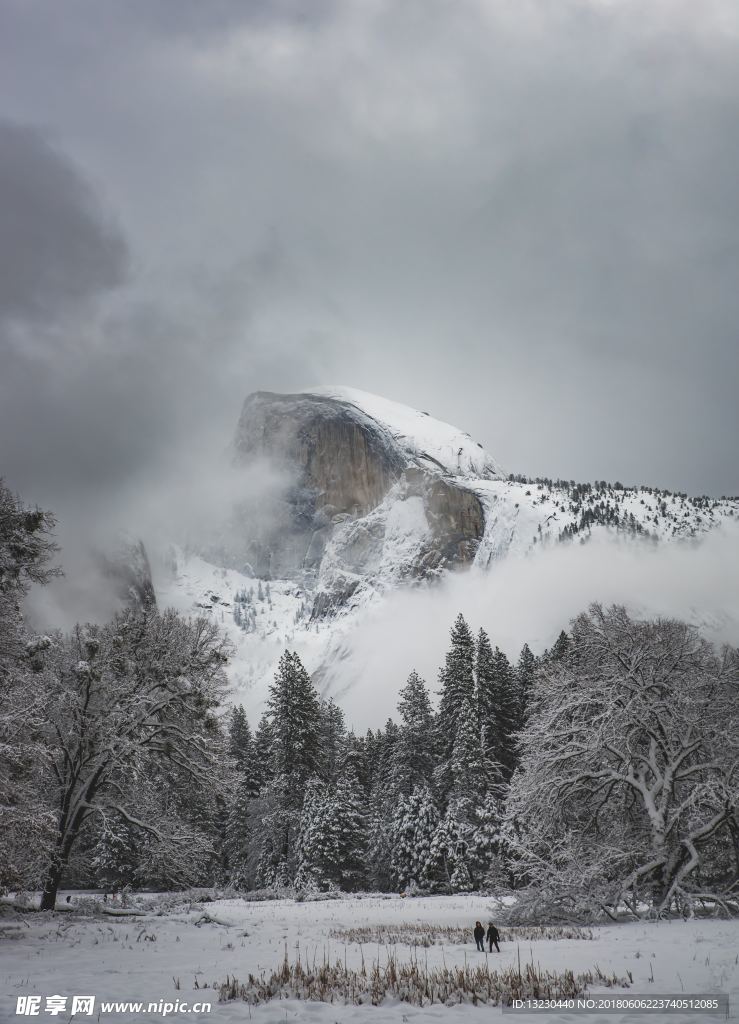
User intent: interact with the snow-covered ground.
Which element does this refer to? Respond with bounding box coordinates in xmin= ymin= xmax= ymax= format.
xmin=2 ymin=895 xmax=737 ymax=1023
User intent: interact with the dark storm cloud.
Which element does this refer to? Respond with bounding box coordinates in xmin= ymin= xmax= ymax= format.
xmin=0 ymin=118 xmax=131 ymax=502
xmin=0 ymin=121 xmax=126 ymax=325
xmin=0 ymin=115 xmax=334 ymax=541
xmin=0 ymin=0 xmax=738 ymax=522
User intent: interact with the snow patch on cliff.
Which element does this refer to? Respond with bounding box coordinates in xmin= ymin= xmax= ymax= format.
xmin=308 ymin=386 xmax=505 ymax=480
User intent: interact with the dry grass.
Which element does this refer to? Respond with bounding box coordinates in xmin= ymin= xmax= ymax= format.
xmin=329 ymin=922 xmax=594 ymax=947
xmin=218 ymin=950 xmax=625 ymax=1007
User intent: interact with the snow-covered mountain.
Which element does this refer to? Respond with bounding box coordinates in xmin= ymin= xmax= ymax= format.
xmin=154 ymin=386 xmax=738 ymax=720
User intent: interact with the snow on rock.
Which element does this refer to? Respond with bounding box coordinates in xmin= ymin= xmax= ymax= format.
xmin=308 ymin=385 xmax=505 ymax=480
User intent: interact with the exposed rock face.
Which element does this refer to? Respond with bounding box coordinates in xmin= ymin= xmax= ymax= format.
xmin=235 ymin=392 xmax=405 ymax=516
xmin=231 ymin=390 xmax=488 ymax=616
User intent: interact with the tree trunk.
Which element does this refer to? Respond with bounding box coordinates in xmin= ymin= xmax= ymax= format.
xmin=40 ymin=859 xmax=64 ymax=911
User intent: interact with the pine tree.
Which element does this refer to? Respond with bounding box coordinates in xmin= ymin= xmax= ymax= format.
xmin=332 ymin=761 xmax=368 ymax=891
xmin=319 ymin=698 xmax=347 ymax=785
xmin=437 ymin=614 xmax=476 ymax=786
xmin=262 ymin=651 xmax=322 ymax=877
xmin=450 ymin=698 xmax=486 ymax=801
xmin=515 ymin=644 xmax=537 ymax=730
xmin=393 ymin=671 xmax=435 ymax=795
xmin=250 ymin=783 xmax=299 ymax=890
xmin=225 ymin=774 xmax=253 ymax=887
xmin=251 ymin=714 xmax=274 ymax=794
xmin=267 ymin=650 xmax=321 ymax=800
xmin=228 ymin=705 xmax=252 ymax=772
xmin=389 ymin=786 xmax=439 ymax=891
xmin=429 ymin=800 xmax=475 ymax=892
xmin=476 ymin=628 xmax=497 ymax=762
xmin=365 ymin=798 xmax=395 ymax=891
xmin=295 ymin=779 xmax=335 ymax=892
xmin=470 ymin=789 xmax=508 ymax=888
xmin=550 ymin=630 xmax=570 ymax=661
xmin=295 ymin=759 xmax=367 ymax=893
xmin=491 ymin=647 xmax=519 ymax=781
xmin=368 ymin=719 xmax=400 ymax=798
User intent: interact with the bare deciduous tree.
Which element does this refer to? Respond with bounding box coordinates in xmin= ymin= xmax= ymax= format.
xmin=507 ymin=604 xmax=738 ymax=920
xmin=35 ymin=609 xmax=231 ymax=909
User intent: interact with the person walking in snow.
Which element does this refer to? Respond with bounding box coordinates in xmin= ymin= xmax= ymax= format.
xmin=486 ymin=922 xmax=500 ymax=953
xmin=474 ymin=921 xmax=485 ymax=951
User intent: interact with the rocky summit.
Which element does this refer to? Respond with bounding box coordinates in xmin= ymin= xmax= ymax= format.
xmin=230 ymin=389 xmax=493 ymax=611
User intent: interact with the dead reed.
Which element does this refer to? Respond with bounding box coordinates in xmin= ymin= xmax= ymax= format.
xmin=218 ymin=948 xmax=625 ymax=1007
xmin=329 ymin=922 xmax=594 ymax=947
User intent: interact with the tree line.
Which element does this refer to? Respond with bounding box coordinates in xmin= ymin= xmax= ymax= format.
xmin=1 ymin=480 xmax=737 ymax=919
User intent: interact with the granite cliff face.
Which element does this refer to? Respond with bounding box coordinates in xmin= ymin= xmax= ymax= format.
xmin=231 ymin=389 xmax=493 ymax=614
xmin=235 ymin=392 xmax=405 ymax=517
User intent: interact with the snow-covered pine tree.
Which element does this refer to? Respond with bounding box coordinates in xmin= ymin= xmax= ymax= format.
xmin=250 ymin=714 xmax=274 ymax=793
xmin=470 ymin=789 xmax=508 ymax=889
xmin=490 ymin=646 xmax=519 ymax=781
xmin=393 ymin=670 xmax=436 ymax=795
xmin=475 ymin=628 xmax=497 ymax=765
xmin=428 ymin=699 xmax=490 ymax=892
xmin=363 ymin=721 xmax=402 ymax=889
xmin=259 ymin=651 xmax=322 ymax=879
xmin=295 ymin=779 xmax=336 ymax=892
xmin=515 ymin=643 xmax=537 ymax=731
xmin=267 ymin=651 xmax=321 ymax=796
xmin=333 ymin=747 xmax=369 ymax=891
xmin=548 ymin=630 xmax=571 ymax=661
xmin=319 ymin=697 xmax=347 ymax=785
xmin=366 ymin=719 xmax=400 ymax=797
xmin=227 ymin=705 xmax=252 ymax=772
xmin=365 ymin=792 xmax=395 ymax=892
xmin=436 ymin=614 xmax=476 ymax=791
xmin=429 ymin=801 xmax=475 ymax=892
xmin=449 ymin=858 xmax=474 ymax=892
xmin=389 ymin=786 xmax=439 ymax=891
xmin=296 ymin=759 xmax=368 ymax=893
xmin=450 ymin=698 xmax=487 ymax=801
xmin=224 ymin=709 xmax=262 ymax=889
xmin=248 ymin=783 xmax=299 ymax=890
xmin=225 ymin=773 xmax=253 ymax=888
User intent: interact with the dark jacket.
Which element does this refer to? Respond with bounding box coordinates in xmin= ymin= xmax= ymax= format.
xmin=486 ymin=924 xmax=500 ymax=941
xmin=473 ymin=924 xmax=485 ymax=942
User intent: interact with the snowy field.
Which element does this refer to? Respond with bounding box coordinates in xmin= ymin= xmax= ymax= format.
xmin=2 ymin=895 xmax=737 ymax=1023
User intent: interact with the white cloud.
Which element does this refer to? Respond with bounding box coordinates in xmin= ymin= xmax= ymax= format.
xmin=329 ymin=525 xmax=739 ymax=728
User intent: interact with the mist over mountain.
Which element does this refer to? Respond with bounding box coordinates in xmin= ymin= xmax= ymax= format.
xmin=129 ymin=385 xmax=739 ymax=728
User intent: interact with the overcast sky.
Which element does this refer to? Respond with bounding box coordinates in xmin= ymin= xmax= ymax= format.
xmin=1 ymin=0 xmax=738 ymax=541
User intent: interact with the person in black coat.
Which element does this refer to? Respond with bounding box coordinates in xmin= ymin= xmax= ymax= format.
xmin=486 ymin=922 xmax=500 ymax=952
xmin=473 ymin=921 xmax=485 ymax=951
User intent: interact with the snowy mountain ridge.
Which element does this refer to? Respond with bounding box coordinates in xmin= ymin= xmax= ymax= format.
xmin=155 ymin=387 xmax=738 ymax=721
xmin=306 ymin=386 xmax=506 ymax=481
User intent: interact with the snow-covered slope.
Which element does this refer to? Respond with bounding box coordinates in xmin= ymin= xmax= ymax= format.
xmin=307 ymin=386 xmax=505 ymax=480
xmin=155 ymin=387 xmax=738 ymax=723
